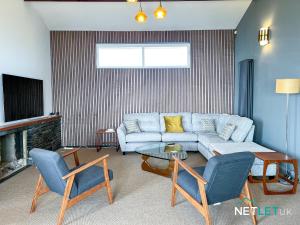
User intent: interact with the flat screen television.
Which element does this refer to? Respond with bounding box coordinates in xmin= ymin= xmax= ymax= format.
xmin=2 ymin=74 xmax=44 ymax=122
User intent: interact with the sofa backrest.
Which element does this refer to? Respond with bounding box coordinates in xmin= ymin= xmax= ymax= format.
xmin=122 ymin=113 xmax=254 ymax=142
xmin=192 ymin=113 xmax=220 ymax=132
xmin=205 ymin=114 xmax=253 ymax=143
xmin=244 ymin=125 xmax=255 ymax=142
xmin=124 ymin=113 xmax=160 ymax=132
xmin=160 ymin=112 xmax=193 ymax=132
xmin=213 ymin=114 xmax=231 ymax=134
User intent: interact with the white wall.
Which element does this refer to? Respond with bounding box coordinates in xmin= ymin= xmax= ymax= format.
xmin=0 ymin=0 xmax=52 ymax=122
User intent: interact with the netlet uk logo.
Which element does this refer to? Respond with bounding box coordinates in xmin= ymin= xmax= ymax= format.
xmin=234 ymin=198 xmax=292 ymax=217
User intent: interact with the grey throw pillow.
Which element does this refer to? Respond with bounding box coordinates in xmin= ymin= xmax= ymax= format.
xmin=124 ymin=120 xmax=141 ymax=134
xmin=199 ymin=118 xmax=216 ymax=132
xmin=218 ymin=123 xmax=236 ymax=141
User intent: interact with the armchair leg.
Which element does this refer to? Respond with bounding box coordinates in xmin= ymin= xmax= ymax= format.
xmin=105 ymin=182 xmax=113 ymax=204
xmin=57 ymin=175 xmax=74 ymax=225
xmin=103 ymin=159 xmax=113 ymax=204
xmin=30 ymin=175 xmax=44 ymax=213
xmin=198 ymin=181 xmax=212 ymax=225
xmin=171 ymin=160 xmax=179 ymax=207
xmin=241 ymin=181 xmax=257 ymax=225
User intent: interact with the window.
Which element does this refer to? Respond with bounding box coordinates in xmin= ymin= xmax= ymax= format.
xmin=97 ymin=46 xmax=143 ymax=68
xmin=144 ymin=46 xmax=190 ymax=68
xmin=96 ymin=43 xmax=190 ymax=68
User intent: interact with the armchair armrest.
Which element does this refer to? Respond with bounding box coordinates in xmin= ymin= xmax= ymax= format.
xmin=173 ymin=156 xmax=207 ymax=185
xmin=62 ymin=154 xmax=110 ymax=180
xmin=62 ymin=148 xmax=80 ymax=166
xmin=62 ymin=148 xmax=80 ymax=158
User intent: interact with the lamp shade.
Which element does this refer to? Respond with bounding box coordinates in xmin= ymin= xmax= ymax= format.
xmin=276 ymin=79 xmax=300 ymax=94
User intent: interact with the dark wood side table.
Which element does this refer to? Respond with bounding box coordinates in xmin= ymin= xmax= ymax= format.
xmin=255 ymin=152 xmax=298 ymax=195
xmin=96 ymin=129 xmax=119 ymax=152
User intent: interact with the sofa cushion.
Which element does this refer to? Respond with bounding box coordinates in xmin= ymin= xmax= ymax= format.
xmin=126 ymin=132 xmax=161 ymax=142
xmin=198 ymin=133 xmax=232 ymax=148
xmin=123 ymin=120 xmax=141 ymax=134
xmin=162 ymin=132 xmax=198 ymax=142
xmin=228 ymin=115 xmax=253 ymax=142
xmin=124 ymin=113 xmax=160 ymax=132
xmin=218 ymin=123 xmax=236 ymax=141
xmin=199 ymin=119 xmax=216 ymax=133
xmin=215 ymin=114 xmax=231 ymax=134
xmin=192 ymin=113 xmax=220 ymax=132
xmin=164 ymin=116 xmax=184 ymax=133
xmin=160 ymin=112 xmax=192 ymax=132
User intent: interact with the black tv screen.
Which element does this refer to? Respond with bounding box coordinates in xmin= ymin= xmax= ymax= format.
xmin=2 ymin=74 xmax=44 ymax=122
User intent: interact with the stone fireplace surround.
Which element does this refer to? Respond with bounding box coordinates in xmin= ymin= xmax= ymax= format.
xmin=0 ymin=115 xmax=61 ymax=182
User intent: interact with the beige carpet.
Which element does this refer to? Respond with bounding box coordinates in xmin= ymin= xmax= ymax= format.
xmin=0 ymin=148 xmax=299 ymax=225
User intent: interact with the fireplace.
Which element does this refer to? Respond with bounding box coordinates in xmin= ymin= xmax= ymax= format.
xmin=0 ymin=116 xmax=62 ymax=182
xmin=0 ymin=132 xmax=29 ymax=181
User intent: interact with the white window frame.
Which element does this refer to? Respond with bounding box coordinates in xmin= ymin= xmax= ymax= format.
xmin=96 ymin=43 xmax=191 ymax=69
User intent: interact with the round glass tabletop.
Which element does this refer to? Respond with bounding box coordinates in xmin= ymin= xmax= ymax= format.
xmin=135 ymin=143 xmax=188 ymax=161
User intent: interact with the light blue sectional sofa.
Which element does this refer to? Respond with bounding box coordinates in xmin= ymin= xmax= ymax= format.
xmin=117 ymin=112 xmax=255 ymax=157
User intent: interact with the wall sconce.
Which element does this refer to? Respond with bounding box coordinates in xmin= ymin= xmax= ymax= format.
xmin=258 ymin=27 xmax=270 ymax=46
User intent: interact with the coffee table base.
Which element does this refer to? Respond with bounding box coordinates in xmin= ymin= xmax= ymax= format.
xmin=141 ymin=155 xmax=174 ymax=178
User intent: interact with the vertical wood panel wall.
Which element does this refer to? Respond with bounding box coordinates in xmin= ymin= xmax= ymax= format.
xmin=51 ymin=30 xmax=235 ymax=146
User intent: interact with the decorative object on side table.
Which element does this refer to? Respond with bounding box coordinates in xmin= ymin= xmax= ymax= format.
xmin=96 ymin=128 xmax=120 ymax=152
xmin=255 ymin=151 xmax=298 ymax=195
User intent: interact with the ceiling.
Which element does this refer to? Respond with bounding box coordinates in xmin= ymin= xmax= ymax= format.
xmin=27 ymin=0 xmax=252 ymax=31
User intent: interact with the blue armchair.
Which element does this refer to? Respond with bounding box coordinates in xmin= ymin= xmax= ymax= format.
xmin=171 ymin=152 xmax=256 ymax=225
xmin=29 ymin=148 xmax=113 ymax=225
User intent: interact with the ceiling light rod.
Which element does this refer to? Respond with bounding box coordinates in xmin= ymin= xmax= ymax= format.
xmin=135 ymin=0 xmax=148 ymax=23
xmin=154 ymin=0 xmax=167 ymax=19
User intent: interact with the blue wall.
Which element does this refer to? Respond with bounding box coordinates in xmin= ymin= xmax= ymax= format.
xmin=235 ymin=0 xmax=300 ymax=175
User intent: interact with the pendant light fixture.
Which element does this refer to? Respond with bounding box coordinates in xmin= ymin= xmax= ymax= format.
xmin=154 ymin=0 xmax=167 ymax=19
xmin=127 ymin=0 xmax=138 ymax=3
xmin=135 ymin=1 xmax=147 ymax=23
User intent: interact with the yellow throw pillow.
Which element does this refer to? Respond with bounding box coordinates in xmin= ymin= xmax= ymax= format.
xmin=164 ymin=116 xmax=184 ymax=133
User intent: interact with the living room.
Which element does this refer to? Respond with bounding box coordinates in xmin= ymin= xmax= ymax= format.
xmin=0 ymin=0 xmax=299 ymax=225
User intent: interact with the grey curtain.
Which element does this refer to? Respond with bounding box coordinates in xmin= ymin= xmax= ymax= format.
xmin=238 ymin=59 xmax=254 ymax=119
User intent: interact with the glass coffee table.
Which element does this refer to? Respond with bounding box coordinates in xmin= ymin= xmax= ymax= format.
xmin=135 ymin=143 xmax=188 ymax=177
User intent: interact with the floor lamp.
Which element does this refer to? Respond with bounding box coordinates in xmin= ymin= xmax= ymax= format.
xmin=275 ymin=79 xmax=300 ymax=176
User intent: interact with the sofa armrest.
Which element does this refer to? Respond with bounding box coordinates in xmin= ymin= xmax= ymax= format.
xmin=117 ymin=123 xmax=127 ymax=152
xmin=244 ymin=125 xmax=255 ymax=142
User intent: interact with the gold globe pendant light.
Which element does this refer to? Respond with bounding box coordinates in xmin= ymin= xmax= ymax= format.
xmin=135 ymin=1 xmax=147 ymax=23
xmin=154 ymin=1 xmax=167 ymax=19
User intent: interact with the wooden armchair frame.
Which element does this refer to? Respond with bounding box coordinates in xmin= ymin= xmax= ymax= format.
xmin=30 ymin=148 xmax=113 ymax=225
xmin=171 ymin=156 xmax=257 ymax=225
